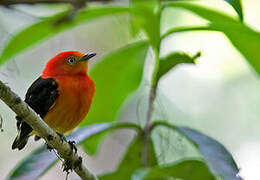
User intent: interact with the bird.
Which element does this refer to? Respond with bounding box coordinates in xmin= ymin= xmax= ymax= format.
xmin=12 ymin=51 xmax=96 ymax=150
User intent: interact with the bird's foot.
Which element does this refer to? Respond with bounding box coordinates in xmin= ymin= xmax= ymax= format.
xmin=45 ymin=133 xmax=66 ymax=151
xmin=46 ymin=143 xmax=53 ymax=151
xmin=57 ymin=132 xmax=67 ymax=142
xmin=68 ymin=140 xmax=77 ymax=154
xmin=56 ymin=132 xmax=78 ymax=153
xmin=63 ymin=159 xmax=73 ymax=174
xmin=34 ymin=135 xmax=41 ymax=141
xmin=62 ymin=156 xmax=82 ymax=174
xmin=15 ymin=115 xmax=23 ymax=122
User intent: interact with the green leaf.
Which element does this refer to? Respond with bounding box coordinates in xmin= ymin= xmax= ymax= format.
xmin=7 ymin=123 xmax=112 ymax=180
xmin=164 ymin=3 xmax=260 ymax=76
xmin=177 ymin=127 xmax=241 ymax=180
xmin=157 ymin=51 xmax=200 ymax=81
xmin=224 ymin=0 xmax=243 ymax=21
xmin=165 ymin=2 xmax=237 ymax=23
xmin=8 ymin=122 xmax=141 ymax=180
xmin=132 ymin=159 xmax=215 ymax=180
xmin=130 ymin=0 xmax=161 ymax=49
xmin=0 ymin=6 xmax=130 ymax=65
xmin=153 ymin=121 xmax=241 ymax=180
xmin=99 ymin=135 xmax=157 ymax=180
xmin=81 ymin=41 xmax=149 ymax=154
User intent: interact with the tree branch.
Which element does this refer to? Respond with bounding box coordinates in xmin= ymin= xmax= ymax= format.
xmin=0 ymin=0 xmax=112 ymax=25
xmin=0 ymin=0 xmax=111 ymax=6
xmin=0 ymin=80 xmax=98 ymax=180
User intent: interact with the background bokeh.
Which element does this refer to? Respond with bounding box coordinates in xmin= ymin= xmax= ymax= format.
xmin=0 ymin=0 xmax=260 ymax=179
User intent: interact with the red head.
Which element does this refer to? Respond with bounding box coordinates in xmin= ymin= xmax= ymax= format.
xmin=42 ymin=51 xmax=96 ymax=78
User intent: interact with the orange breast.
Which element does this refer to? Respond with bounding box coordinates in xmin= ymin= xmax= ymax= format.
xmin=43 ymin=75 xmax=95 ymax=134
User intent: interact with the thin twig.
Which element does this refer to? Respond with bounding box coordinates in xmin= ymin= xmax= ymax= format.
xmin=142 ymin=47 xmax=160 ymax=166
xmin=0 ymin=80 xmax=97 ymax=180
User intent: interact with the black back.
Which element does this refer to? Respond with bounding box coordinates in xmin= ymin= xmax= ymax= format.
xmin=25 ymin=77 xmax=59 ymax=118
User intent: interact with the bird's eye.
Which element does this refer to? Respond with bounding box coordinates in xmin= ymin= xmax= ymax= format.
xmin=67 ymin=57 xmax=76 ymax=64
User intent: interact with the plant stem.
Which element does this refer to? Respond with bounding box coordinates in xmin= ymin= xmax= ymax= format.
xmin=144 ymin=47 xmax=160 ymax=131
xmin=142 ymin=41 xmax=161 ymax=167
xmin=141 ymin=0 xmax=163 ymax=166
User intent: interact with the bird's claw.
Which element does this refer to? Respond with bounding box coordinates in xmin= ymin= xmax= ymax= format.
xmin=45 ymin=132 xmax=66 ymax=151
xmin=57 ymin=132 xmax=67 ymax=142
xmin=46 ymin=143 xmax=53 ymax=151
xmin=62 ymin=141 xmax=78 ymax=174
xmin=57 ymin=132 xmax=77 ymax=153
xmin=63 ymin=159 xmax=72 ymax=173
xmin=68 ymin=140 xmax=77 ymax=154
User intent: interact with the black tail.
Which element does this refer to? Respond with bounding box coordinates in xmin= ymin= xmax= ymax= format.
xmin=12 ymin=120 xmax=32 ymax=150
xmin=12 ymin=133 xmax=29 ymax=150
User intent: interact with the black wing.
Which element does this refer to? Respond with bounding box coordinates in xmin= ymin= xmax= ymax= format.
xmin=12 ymin=77 xmax=59 ymax=150
xmin=25 ymin=77 xmax=59 ymax=118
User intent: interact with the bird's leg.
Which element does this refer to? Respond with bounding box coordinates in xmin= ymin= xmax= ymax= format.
xmin=68 ymin=140 xmax=77 ymax=154
xmin=45 ymin=133 xmax=66 ymax=151
xmin=57 ymin=132 xmax=78 ymax=153
xmin=57 ymin=132 xmax=67 ymax=142
xmin=46 ymin=143 xmax=53 ymax=151
xmin=63 ymin=159 xmax=72 ymax=174
xmin=34 ymin=135 xmax=41 ymax=141
xmin=45 ymin=132 xmax=78 ymax=154
xmin=15 ymin=115 xmax=23 ymax=122
xmin=56 ymin=133 xmax=78 ymax=173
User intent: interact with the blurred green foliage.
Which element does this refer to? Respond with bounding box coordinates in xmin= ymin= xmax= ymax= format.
xmin=165 ymin=2 xmax=260 ymax=76
xmin=0 ymin=7 xmax=130 ymax=64
xmin=82 ymin=41 xmax=148 ymax=154
xmin=1 ymin=0 xmax=254 ymax=179
xmin=99 ymin=135 xmax=157 ymax=179
xmin=224 ymin=0 xmax=243 ymax=20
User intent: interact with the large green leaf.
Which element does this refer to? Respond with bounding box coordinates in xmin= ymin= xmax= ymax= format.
xmin=163 ymin=0 xmax=243 ymax=21
xmin=8 ymin=123 xmax=112 ymax=180
xmin=164 ymin=2 xmax=260 ymax=76
xmin=81 ymin=41 xmax=149 ymax=154
xmin=131 ymin=0 xmax=161 ymax=49
xmin=165 ymin=2 xmax=238 ymax=23
xmin=224 ymin=0 xmax=243 ymax=21
xmin=153 ymin=121 xmax=241 ymax=180
xmin=99 ymin=135 xmax=157 ymax=180
xmin=132 ymin=159 xmax=215 ymax=180
xmin=178 ymin=127 xmax=242 ymax=180
xmin=0 ymin=6 xmax=130 ymax=65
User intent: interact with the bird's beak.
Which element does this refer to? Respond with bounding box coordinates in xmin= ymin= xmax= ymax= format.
xmin=80 ymin=53 xmax=96 ymax=62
